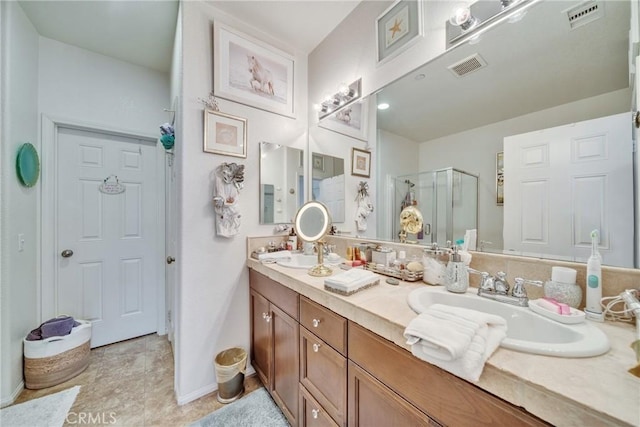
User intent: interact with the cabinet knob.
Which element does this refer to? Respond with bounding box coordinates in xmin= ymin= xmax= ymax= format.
xmin=312 ymin=318 xmax=321 ymax=328
xmin=262 ymin=312 xmax=271 ymax=323
xmin=311 ymin=409 xmax=320 ymax=419
xmin=312 ymin=343 xmax=321 ymax=352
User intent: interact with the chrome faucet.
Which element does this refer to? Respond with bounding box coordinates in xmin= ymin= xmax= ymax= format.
xmin=470 ymin=269 xmax=542 ymax=307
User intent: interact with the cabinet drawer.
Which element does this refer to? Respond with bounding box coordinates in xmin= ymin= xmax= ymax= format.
xmin=300 ymin=296 xmax=347 ymax=355
xmin=300 ymin=327 xmax=347 ymax=427
xmin=300 ymin=384 xmax=340 ymax=427
xmin=348 ymin=361 xmax=439 ymax=427
xmin=250 ymin=269 xmax=299 ymax=320
xmin=348 ymin=322 xmax=549 ymax=427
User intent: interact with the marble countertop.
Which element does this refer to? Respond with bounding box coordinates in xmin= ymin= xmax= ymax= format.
xmin=247 ymin=258 xmax=640 ymax=427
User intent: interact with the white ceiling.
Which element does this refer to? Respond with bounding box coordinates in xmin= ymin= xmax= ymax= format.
xmin=18 ymin=0 xmax=361 ymax=73
xmin=376 ymin=0 xmax=631 ymax=142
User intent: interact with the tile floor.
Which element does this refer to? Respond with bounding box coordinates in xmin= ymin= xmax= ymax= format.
xmin=15 ymin=334 xmax=262 ymax=426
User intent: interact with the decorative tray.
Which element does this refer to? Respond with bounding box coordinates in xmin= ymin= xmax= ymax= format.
xmin=364 ymin=263 xmax=423 ymax=282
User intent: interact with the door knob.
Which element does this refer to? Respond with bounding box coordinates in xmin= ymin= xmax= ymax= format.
xmin=166 ymin=256 xmax=176 ymax=264
xmin=61 ymin=249 xmax=74 ymax=258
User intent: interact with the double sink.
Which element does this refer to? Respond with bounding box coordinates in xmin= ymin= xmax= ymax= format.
xmin=276 ymin=254 xmax=610 ymax=358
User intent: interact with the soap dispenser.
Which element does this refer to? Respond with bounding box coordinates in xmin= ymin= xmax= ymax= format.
xmin=445 ymin=245 xmax=469 ymax=293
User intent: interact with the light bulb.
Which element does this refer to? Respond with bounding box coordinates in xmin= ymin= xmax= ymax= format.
xmin=450 ymin=6 xmax=478 ymax=31
xmin=377 ymin=103 xmax=390 ymax=110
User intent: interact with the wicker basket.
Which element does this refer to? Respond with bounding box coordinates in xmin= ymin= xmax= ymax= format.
xmin=23 ymin=320 xmax=91 ymax=389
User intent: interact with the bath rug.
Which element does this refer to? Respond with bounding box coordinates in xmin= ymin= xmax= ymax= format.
xmin=190 ymin=387 xmax=289 ymax=427
xmin=0 ymin=385 xmax=80 ymax=427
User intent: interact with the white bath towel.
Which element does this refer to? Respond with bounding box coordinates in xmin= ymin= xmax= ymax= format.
xmin=403 ymin=304 xmax=507 ymax=382
xmin=324 ymin=269 xmax=377 ymax=292
xmin=325 ymin=269 xmax=376 ymax=286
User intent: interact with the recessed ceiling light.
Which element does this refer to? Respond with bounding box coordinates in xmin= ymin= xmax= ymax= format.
xmin=415 ymin=73 xmax=426 ymax=80
xmin=378 ymin=103 xmax=390 ymax=110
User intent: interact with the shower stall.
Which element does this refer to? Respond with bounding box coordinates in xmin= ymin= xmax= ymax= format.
xmin=391 ymin=167 xmax=478 ymax=247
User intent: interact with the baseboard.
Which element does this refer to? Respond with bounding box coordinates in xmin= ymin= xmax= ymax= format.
xmin=175 ymin=365 xmax=257 ymax=406
xmin=0 ymin=381 xmax=24 ymax=408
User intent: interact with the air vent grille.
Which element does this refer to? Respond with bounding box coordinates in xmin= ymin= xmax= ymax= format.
xmin=448 ymin=54 xmax=487 ymax=78
xmin=566 ymin=1 xmax=604 ymax=30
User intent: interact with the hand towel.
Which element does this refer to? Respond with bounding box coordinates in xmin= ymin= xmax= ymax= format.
xmin=403 ymin=304 xmax=507 ymax=382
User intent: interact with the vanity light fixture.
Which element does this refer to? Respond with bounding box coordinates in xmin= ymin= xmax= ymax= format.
xmin=316 ymin=78 xmax=362 ymax=120
xmin=445 ymin=0 xmax=534 ymax=49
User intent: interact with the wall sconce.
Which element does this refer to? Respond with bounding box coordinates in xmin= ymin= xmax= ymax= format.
xmin=445 ymin=0 xmax=532 ymax=49
xmin=314 ymin=78 xmax=362 ymax=120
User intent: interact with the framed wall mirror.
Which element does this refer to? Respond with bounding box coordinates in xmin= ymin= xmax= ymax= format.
xmin=259 ymin=142 xmax=304 ymax=224
xmin=373 ymin=0 xmax=634 ymax=267
xmin=311 ymin=152 xmax=345 ymax=223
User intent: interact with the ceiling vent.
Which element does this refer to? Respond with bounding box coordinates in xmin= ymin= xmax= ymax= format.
xmin=448 ymin=54 xmax=487 ymax=78
xmin=565 ymin=1 xmax=604 ymax=30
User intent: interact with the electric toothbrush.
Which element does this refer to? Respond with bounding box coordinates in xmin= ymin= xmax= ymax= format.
xmin=585 ymin=229 xmax=604 ymax=322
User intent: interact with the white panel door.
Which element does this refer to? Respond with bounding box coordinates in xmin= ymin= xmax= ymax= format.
xmin=57 ymin=127 xmax=159 ymax=347
xmin=504 ymin=113 xmax=633 ymax=267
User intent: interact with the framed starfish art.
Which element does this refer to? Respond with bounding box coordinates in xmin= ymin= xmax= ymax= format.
xmin=375 ymin=0 xmax=424 ymax=65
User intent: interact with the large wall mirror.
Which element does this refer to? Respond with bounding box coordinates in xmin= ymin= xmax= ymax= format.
xmin=374 ymin=0 xmax=634 ymax=268
xmin=259 ymin=142 xmax=305 ymax=224
xmin=311 ymin=152 xmax=345 ymax=223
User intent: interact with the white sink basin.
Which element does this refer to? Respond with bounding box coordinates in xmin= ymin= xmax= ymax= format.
xmin=407 ymin=286 xmax=610 ymax=358
xmin=276 ymin=253 xmax=317 ymax=269
xmin=276 ymin=253 xmax=342 ymax=269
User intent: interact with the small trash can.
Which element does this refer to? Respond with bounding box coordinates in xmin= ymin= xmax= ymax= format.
xmin=214 ymin=347 xmax=247 ymax=403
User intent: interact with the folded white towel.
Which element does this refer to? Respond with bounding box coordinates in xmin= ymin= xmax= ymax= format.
xmin=403 ymin=304 xmax=507 ymax=382
xmin=325 ymin=269 xmax=376 ymax=286
xmin=257 ymin=251 xmax=292 ymax=261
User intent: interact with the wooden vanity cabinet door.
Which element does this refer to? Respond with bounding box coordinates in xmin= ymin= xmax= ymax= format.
xmin=300 ymin=327 xmax=347 ymax=427
xmin=300 ymin=384 xmax=340 ymax=427
xmin=271 ymin=304 xmax=300 ymax=427
xmin=250 ymin=289 xmax=271 ymax=387
xmin=348 ymin=361 xmax=440 ymax=427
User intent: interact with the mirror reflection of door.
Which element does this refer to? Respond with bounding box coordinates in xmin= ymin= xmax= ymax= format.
xmin=259 ymin=142 xmax=304 ymax=224
xmin=311 ymin=152 xmax=345 ymax=223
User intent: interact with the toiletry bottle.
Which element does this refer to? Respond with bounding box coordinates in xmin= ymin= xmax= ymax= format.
xmin=585 ymin=229 xmax=603 ymax=321
xmin=445 ymin=246 xmax=469 ymax=293
xmin=398 ymin=251 xmax=407 ymax=270
xmin=287 ymin=228 xmax=297 ymax=251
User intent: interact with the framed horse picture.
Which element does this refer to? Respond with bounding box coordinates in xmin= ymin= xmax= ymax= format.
xmin=213 ymin=23 xmax=295 ymax=118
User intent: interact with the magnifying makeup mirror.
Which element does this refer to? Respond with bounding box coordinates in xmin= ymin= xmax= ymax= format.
xmin=295 ymin=201 xmax=333 ymax=277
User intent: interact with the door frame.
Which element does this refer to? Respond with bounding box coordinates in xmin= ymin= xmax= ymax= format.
xmin=40 ymin=114 xmax=167 ymax=336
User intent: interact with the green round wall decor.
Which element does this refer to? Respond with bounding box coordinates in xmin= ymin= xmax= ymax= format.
xmin=16 ymin=143 xmax=40 ymax=187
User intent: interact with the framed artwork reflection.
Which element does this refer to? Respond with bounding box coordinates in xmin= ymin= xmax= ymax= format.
xmin=351 ymin=148 xmax=371 ymax=178
xmin=203 ymin=109 xmax=247 ymax=158
xmin=318 ymin=99 xmax=369 ymax=141
xmin=213 ymin=23 xmax=295 ymax=118
xmin=496 ymin=151 xmax=504 ymax=205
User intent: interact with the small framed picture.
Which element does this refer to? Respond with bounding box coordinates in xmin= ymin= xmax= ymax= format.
xmin=213 ymin=23 xmax=295 ymax=118
xmin=496 ymin=151 xmax=504 ymax=205
xmin=203 ymin=109 xmax=247 ymax=158
xmin=318 ymin=99 xmax=369 ymax=141
xmin=351 ymin=148 xmax=371 ymax=178
xmin=376 ymin=0 xmax=424 ymax=65
xmin=312 ymin=153 xmax=324 ymax=171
